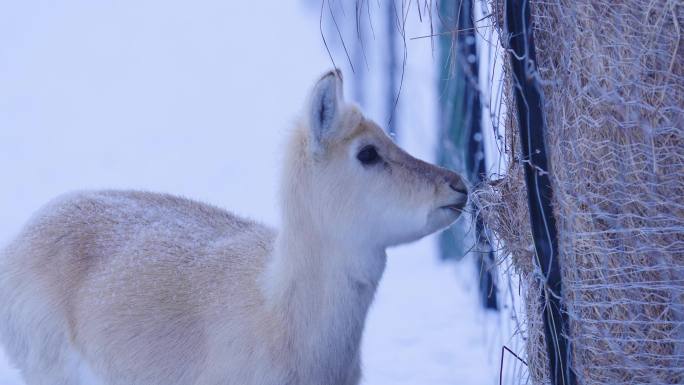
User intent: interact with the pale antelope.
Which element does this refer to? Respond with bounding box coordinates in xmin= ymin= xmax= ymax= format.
xmin=0 ymin=70 xmax=467 ymax=385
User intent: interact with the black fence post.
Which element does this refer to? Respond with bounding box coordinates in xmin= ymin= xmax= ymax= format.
xmin=458 ymin=0 xmax=499 ymax=311
xmin=436 ymin=0 xmax=498 ymax=310
xmin=504 ymin=1 xmax=577 ymax=384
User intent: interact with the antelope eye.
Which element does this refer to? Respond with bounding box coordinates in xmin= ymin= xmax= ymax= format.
xmin=357 ymin=145 xmax=381 ymax=165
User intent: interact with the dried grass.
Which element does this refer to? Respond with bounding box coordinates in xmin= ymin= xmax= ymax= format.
xmin=478 ymin=1 xmax=684 ymax=384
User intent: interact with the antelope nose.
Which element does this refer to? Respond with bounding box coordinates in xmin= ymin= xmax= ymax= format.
xmin=448 ymin=177 xmax=468 ymax=195
xmin=443 ymin=174 xmax=468 ymax=212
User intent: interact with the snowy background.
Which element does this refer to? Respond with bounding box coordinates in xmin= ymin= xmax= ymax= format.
xmin=0 ymin=1 xmax=516 ymax=384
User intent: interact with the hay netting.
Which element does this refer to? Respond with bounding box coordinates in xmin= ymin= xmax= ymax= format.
xmin=477 ymin=1 xmax=684 ymax=384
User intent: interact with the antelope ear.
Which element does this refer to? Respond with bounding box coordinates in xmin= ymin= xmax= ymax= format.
xmin=309 ymin=69 xmax=344 ymax=147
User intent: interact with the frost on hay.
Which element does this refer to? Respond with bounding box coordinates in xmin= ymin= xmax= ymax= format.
xmin=477 ymin=1 xmax=684 ymax=384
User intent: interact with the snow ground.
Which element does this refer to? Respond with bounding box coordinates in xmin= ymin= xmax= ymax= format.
xmin=0 ymin=1 xmax=511 ymax=384
xmin=364 ymin=242 xmax=501 ymax=385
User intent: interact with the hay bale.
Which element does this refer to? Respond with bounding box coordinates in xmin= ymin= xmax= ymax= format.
xmin=480 ymin=1 xmax=684 ymax=384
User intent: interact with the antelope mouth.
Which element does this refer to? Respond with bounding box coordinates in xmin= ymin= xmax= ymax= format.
xmin=441 ymin=203 xmax=465 ymax=212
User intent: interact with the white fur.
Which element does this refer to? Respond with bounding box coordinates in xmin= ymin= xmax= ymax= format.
xmin=0 ymin=70 xmax=467 ymax=385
